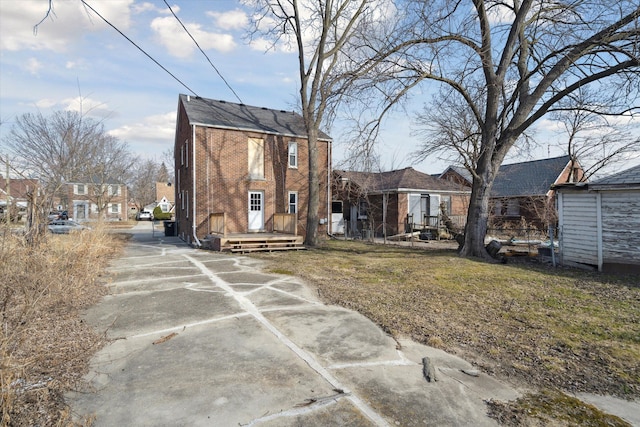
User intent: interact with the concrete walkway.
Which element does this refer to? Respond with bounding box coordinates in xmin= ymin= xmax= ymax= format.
xmin=66 ymin=222 xmax=635 ymax=426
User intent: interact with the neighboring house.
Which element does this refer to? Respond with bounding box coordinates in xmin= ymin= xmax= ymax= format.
xmin=555 ymin=164 xmax=640 ymax=273
xmin=440 ymin=156 xmax=583 ymax=230
xmin=332 ymin=167 xmax=470 ymax=238
xmin=439 ymin=165 xmax=473 ymax=188
xmin=155 ymin=182 xmax=174 ymax=213
xmin=0 ymin=177 xmax=39 ymax=220
xmin=173 ymin=94 xmax=332 ymax=246
xmin=63 ymin=178 xmax=128 ymax=221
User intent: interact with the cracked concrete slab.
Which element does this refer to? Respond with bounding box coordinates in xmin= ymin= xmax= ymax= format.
xmin=68 ymin=222 xmax=634 ymax=426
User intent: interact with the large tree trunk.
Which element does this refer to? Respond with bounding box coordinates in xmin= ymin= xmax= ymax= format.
xmin=460 ymin=175 xmax=493 ymax=259
xmin=305 ymin=129 xmax=320 ymax=246
xmin=459 ymin=148 xmax=503 ymax=260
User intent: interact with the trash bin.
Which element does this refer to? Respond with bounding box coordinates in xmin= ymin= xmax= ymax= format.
xmin=163 ymin=221 xmax=176 ymax=236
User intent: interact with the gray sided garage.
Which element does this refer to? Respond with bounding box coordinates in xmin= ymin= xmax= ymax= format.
xmin=556 ymin=164 xmax=640 ymax=273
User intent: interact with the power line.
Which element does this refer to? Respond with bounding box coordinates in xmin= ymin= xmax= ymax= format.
xmin=164 ymin=0 xmax=244 ymax=105
xmin=77 ymin=1 xmax=286 ymax=144
xmin=79 ymin=0 xmax=198 ymax=97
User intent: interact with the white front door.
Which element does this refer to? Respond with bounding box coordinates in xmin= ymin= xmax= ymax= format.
xmin=248 ymin=191 xmax=264 ymax=231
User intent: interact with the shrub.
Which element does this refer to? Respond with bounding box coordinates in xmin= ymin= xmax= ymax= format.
xmin=152 ymin=206 xmax=171 ymax=220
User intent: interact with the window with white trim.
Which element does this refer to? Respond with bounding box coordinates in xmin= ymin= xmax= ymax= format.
xmin=288 ymin=191 xmax=298 ymax=214
xmin=288 ymin=142 xmax=298 ymax=168
xmin=110 ymin=203 xmax=120 ymax=214
xmin=75 ymin=184 xmax=85 ymax=195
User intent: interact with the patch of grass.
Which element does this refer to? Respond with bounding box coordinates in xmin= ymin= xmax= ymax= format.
xmin=251 ymin=239 xmax=640 ymax=413
xmin=487 ymin=389 xmax=632 ymax=426
xmin=1 ymin=223 xmax=126 ymax=426
xmin=268 ymin=268 xmax=295 ymax=275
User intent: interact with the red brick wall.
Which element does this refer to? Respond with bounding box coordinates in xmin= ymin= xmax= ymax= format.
xmin=175 ymin=109 xmax=331 ymax=242
xmin=174 ymin=102 xmax=192 ymax=242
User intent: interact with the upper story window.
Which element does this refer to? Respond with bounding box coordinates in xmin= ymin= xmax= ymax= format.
xmin=288 ymin=142 xmax=298 ymax=168
xmin=75 ymin=184 xmax=85 ymax=195
xmin=110 ymin=203 xmax=120 ymax=213
xmin=109 ymin=185 xmax=119 ymax=196
xmin=248 ymin=138 xmax=265 ymax=179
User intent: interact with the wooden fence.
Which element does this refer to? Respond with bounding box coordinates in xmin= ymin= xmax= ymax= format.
xmin=209 ymin=212 xmax=226 ymax=236
xmin=273 ymin=213 xmax=297 ymax=235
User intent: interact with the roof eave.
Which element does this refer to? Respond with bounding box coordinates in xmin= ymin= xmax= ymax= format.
xmin=188 ymin=121 xmax=332 ymax=142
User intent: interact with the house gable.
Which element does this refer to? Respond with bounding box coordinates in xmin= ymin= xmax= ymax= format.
xmin=174 ymin=94 xmax=332 ymax=244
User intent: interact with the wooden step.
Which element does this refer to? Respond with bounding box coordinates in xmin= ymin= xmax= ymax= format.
xmin=229 ymin=245 xmax=306 ymax=253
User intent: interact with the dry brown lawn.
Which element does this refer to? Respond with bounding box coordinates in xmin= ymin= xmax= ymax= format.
xmin=2 ymin=229 xmax=636 ymax=426
xmin=252 ymin=239 xmax=639 ymax=426
xmin=1 ymin=223 xmax=128 ymax=426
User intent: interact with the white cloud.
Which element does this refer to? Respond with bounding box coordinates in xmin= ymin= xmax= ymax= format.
xmin=150 ymin=16 xmax=236 ymax=58
xmin=207 ymin=9 xmax=248 ymax=30
xmin=35 ymin=98 xmax=58 ymax=109
xmin=107 ymin=112 xmax=176 ymax=144
xmin=62 ymin=97 xmax=113 ymax=119
xmin=65 ymin=59 xmax=89 ymax=70
xmin=132 ymin=2 xmax=174 ymax=15
xmin=26 ymin=57 xmax=43 ymax=75
xmin=0 ymin=0 xmax=134 ymax=52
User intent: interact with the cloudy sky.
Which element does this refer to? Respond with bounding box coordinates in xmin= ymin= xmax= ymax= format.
xmin=1 ymin=0 xmax=637 ymax=176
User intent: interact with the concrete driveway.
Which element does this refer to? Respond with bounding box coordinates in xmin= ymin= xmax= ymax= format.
xmin=66 ymin=222 xmax=532 ymax=426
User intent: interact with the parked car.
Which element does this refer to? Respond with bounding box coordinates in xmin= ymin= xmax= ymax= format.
xmin=48 ymin=220 xmax=90 ymax=234
xmin=48 ymin=210 xmax=68 ymax=221
xmin=136 ymin=210 xmax=153 ymax=221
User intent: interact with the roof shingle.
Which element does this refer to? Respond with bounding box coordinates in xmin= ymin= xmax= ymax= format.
xmin=491 ymin=155 xmax=571 ymax=197
xmin=335 ymin=167 xmax=469 ymax=193
xmin=179 ymin=94 xmax=331 ymax=141
xmin=591 ymin=163 xmax=640 ymax=186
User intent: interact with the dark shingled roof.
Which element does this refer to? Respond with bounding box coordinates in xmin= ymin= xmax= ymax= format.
xmin=334 ymin=167 xmax=469 ymax=193
xmin=179 ymin=94 xmax=331 ymax=141
xmin=591 ymin=163 xmax=640 ymax=186
xmin=491 ymin=155 xmax=570 ymax=197
xmin=439 ymin=165 xmax=473 ymax=184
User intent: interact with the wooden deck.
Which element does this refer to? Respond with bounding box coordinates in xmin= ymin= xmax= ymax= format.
xmin=202 ymin=233 xmax=305 ymax=253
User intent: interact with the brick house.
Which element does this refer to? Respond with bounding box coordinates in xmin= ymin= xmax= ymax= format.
xmin=332 ymin=167 xmax=470 ymax=238
xmin=173 ymin=94 xmax=332 ymax=246
xmin=440 ymin=155 xmax=584 ymax=231
xmin=0 ymin=177 xmax=39 ymax=221
xmin=63 ymin=178 xmax=128 ymax=221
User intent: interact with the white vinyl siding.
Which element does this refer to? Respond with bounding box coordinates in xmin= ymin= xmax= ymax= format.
xmin=248 ymin=138 xmax=264 ymax=179
xmin=601 ymin=191 xmax=640 ymax=264
xmin=558 ymin=192 xmax=599 ymax=265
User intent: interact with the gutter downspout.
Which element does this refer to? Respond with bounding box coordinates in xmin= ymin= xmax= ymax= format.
xmin=192 ymin=124 xmax=201 ymax=247
xmin=327 ymin=139 xmax=332 ymax=237
xmin=596 ymin=192 xmax=603 ymax=272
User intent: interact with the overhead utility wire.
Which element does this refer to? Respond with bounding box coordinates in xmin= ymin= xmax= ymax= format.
xmin=79 ymin=0 xmax=198 ymax=97
xmin=164 ymin=0 xmax=244 ymax=105
xmin=76 ymin=1 xmax=288 ymax=144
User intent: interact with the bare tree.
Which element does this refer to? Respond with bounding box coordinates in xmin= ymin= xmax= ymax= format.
xmin=349 ymin=0 xmax=640 ymax=259
xmin=128 ymin=158 xmax=163 ymax=211
xmin=413 ymin=89 xmax=485 ymax=173
xmin=2 ymin=110 xmax=134 ymax=226
xmin=82 ymin=134 xmax=135 ymax=217
xmin=248 ymin=0 xmax=392 ymax=246
xmin=551 ymin=89 xmax=640 ymax=181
